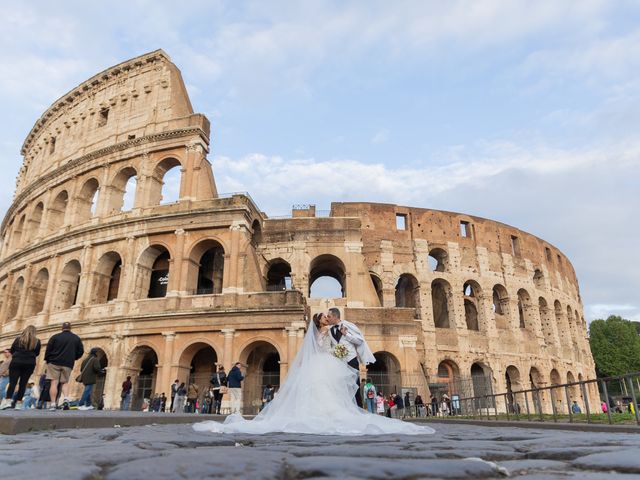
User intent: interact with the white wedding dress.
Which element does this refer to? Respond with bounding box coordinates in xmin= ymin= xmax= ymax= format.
xmin=193 ymin=321 xmax=435 ymax=436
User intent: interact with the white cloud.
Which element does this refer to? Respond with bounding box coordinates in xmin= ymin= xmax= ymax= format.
xmin=371 ymin=129 xmax=389 ymax=145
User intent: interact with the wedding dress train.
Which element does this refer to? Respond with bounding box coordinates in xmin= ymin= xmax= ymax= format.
xmin=193 ymin=321 xmax=435 ymax=436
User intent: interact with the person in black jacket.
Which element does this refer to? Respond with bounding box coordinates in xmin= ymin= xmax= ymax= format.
xmin=0 ymin=325 xmax=41 ymax=410
xmin=44 ymin=322 xmax=84 ymax=410
xmin=227 ymin=362 xmax=245 ymax=414
xmin=210 ymin=365 xmax=227 ymax=414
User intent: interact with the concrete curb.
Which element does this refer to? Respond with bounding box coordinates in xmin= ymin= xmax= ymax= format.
xmin=409 ymin=417 xmax=640 ymax=434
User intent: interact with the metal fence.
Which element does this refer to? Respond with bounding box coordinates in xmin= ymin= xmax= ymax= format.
xmin=411 ymin=371 xmax=640 ymax=426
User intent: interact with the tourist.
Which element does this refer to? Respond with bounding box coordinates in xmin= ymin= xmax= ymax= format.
xmin=404 ymin=391 xmax=411 ymax=417
xmin=36 ymin=371 xmax=50 ymax=409
xmin=387 ymin=394 xmax=396 ymax=418
xmin=363 ymin=379 xmax=377 ymax=413
xmin=22 ymin=382 xmax=37 ymax=409
xmin=172 ymin=382 xmax=187 ymax=413
xmin=160 ymin=393 xmax=167 ymax=412
xmin=601 ymin=401 xmax=608 ymax=414
xmin=170 ymin=379 xmax=179 ymax=412
xmin=261 ymin=384 xmax=275 ymax=411
xmin=440 ymin=398 xmax=449 ymax=416
xmin=0 ymin=349 xmax=11 ymax=400
xmin=78 ymin=348 xmax=105 ymax=410
xmin=187 ymin=382 xmax=200 ymax=413
xmin=120 ymin=376 xmax=132 ymax=410
xmin=430 ymin=394 xmax=439 ymax=416
xmin=414 ymin=394 xmax=425 ymax=417
xmin=1 ymin=325 xmax=41 ymax=410
xmin=227 ymin=362 xmax=245 ymax=415
xmin=376 ymin=391 xmax=385 ymax=416
xmin=44 ymin=322 xmax=84 ymax=410
xmin=571 ymin=401 xmax=582 ymax=414
xmin=210 ymin=365 xmax=227 ymax=415
xmin=394 ymin=392 xmax=405 ymax=418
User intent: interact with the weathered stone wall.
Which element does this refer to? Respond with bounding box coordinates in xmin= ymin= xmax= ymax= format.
xmin=0 ymin=50 xmax=596 ymax=413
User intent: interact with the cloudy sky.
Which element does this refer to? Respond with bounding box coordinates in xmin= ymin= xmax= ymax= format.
xmin=1 ymin=1 xmax=639 ymax=322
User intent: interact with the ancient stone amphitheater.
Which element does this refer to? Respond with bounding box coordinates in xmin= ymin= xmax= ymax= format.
xmin=0 ymin=50 xmax=596 ymax=412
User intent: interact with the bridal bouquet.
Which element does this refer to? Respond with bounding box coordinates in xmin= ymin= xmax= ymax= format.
xmin=333 ymin=344 xmax=349 ymax=359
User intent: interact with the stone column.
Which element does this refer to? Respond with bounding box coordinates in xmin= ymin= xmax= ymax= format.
xmin=167 ymin=229 xmax=186 ymax=296
xmin=77 ymin=244 xmax=95 ymax=307
xmin=156 ymin=332 xmax=176 ymax=395
xmin=221 ymin=329 xmax=235 ymax=369
xmin=223 ymin=221 xmax=247 ymax=294
xmin=103 ymin=334 xmax=123 ymax=410
xmin=14 ymin=264 xmax=33 ymax=323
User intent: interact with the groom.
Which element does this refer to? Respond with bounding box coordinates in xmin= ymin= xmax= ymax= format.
xmin=325 ymin=307 xmax=376 ymax=408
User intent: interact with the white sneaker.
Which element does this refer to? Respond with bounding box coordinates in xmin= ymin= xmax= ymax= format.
xmin=86 ymin=405 xmax=94 ymax=410
xmin=13 ymin=402 xmax=22 ymax=410
xmin=78 ymin=406 xmax=88 ymax=410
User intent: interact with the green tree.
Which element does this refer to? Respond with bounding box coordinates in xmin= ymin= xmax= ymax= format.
xmin=589 ymin=315 xmax=640 ymax=377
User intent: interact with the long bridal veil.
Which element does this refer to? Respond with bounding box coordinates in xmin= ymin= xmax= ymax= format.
xmin=193 ymin=320 xmax=435 ymax=435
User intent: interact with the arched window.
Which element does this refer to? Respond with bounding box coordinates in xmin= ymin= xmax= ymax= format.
xmin=197 ymin=243 xmax=225 ymax=294
xmin=266 ymin=259 xmax=292 ymax=291
xmin=370 ymin=273 xmax=383 ymax=306
xmin=463 ymin=281 xmax=481 ymax=331
xmin=517 ymin=289 xmax=532 ymax=329
xmin=47 ymin=190 xmax=68 ymax=232
xmin=13 ymin=215 xmax=26 ymax=249
xmin=25 ymin=268 xmax=49 ymax=317
xmin=92 ymin=252 xmax=123 ymax=304
xmin=148 ymin=251 xmax=170 ymax=298
xmin=26 ymin=202 xmax=44 ymax=240
xmin=54 ymin=260 xmax=81 ymax=311
xmin=428 ymin=248 xmax=448 ymax=272
xmin=538 ymin=297 xmax=555 ymax=345
xmin=492 ymin=284 xmax=509 ymax=329
xmin=251 ymin=219 xmax=263 ymax=246
xmin=431 ymin=279 xmax=451 ymax=328
xmin=76 ymin=178 xmax=100 ymax=222
xmin=150 ymin=158 xmax=182 ymax=205
xmin=6 ymin=277 xmax=24 ymax=320
xmin=395 ymin=274 xmax=419 ymax=308
xmin=107 ymin=167 xmax=137 ymax=213
xmin=533 ymin=269 xmax=544 ymax=289
xmin=309 ymin=254 xmax=346 ymax=298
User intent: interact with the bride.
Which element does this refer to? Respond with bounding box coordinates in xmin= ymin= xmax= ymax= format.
xmin=194 ymin=313 xmax=435 ymax=435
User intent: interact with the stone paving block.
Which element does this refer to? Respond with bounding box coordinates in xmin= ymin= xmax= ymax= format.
xmin=572 ymin=449 xmax=640 ymax=474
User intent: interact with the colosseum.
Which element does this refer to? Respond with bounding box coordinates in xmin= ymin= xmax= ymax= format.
xmin=0 ymin=50 xmax=597 ymax=413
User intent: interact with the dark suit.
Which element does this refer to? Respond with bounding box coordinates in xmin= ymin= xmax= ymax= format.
xmin=331 ymin=325 xmax=363 ymax=408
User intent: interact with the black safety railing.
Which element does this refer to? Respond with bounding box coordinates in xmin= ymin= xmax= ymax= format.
xmin=408 ymin=371 xmax=640 ymax=426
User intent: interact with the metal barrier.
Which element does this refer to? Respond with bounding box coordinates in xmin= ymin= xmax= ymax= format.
xmin=409 ymin=371 xmax=640 ymax=426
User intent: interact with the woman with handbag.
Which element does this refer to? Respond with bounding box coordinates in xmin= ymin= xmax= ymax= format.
xmin=77 ymin=348 xmax=105 ymax=410
xmin=210 ymin=365 xmax=227 ymax=414
xmin=0 ymin=325 xmax=41 ymax=410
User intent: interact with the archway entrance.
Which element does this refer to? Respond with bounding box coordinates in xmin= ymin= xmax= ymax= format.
xmin=431 ymin=360 xmax=460 ymax=400
xmin=129 ymin=346 xmax=158 ymax=411
xmin=505 ymin=365 xmax=522 ymax=414
xmin=471 ymin=362 xmax=493 ymax=408
xmin=181 ymin=344 xmax=218 ymax=411
xmin=240 ymin=342 xmax=280 ymax=414
xmin=367 ymin=352 xmax=401 ymax=396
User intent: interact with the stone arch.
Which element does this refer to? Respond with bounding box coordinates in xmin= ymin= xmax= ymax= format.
xmin=6 ymin=276 xmax=24 ymax=320
xmin=26 ymin=202 xmax=44 ymax=240
xmin=517 ymin=288 xmax=532 ymax=329
xmin=150 ymin=157 xmax=182 ymax=205
xmin=505 ymin=365 xmax=523 ymax=413
xmin=238 ymin=340 xmax=281 ymax=414
xmin=550 ymin=368 xmax=564 ymax=412
xmin=13 ymin=214 xmax=26 ymax=248
xmin=435 ymin=359 xmax=460 ymax=397
xmin=367 ymin=351 xmax=401 ymax=396
xmin=47 ymin=190 xmax=68 ymax=232
xmin=463 ymin=280 xmax=482 ymax=331
xmin=395 ymin=274 xmax=420 ymax=317
xmin=178 ymin=341 xmax=219 ymax=406
xmin=24 ymin=268 xmax=49 ymax=317
xmin=538 ymin=297 xmax=555 ymax=346
xmin=266 ymin=258 xmax=292 ymax=291
xmin=533 ymin=269 xmax=544 ymax=289
xmin=91 ymin=252 xmax=123 ymax=304
xmin=567 ymin=370 xmax=579 ymax=402
xmin=127 ymin=345 xmax=159 ymax=411
xmin=471 ymin=362 xmax=493 ymax=401
xmin=428 ymin=248 xmax=448 ymax=272
xmin=529 ymin=366 xmax=545 ymax=414
xmin=53 ymin=260 xmax=81 ymax=311
xmin=370 ymin=273 xmax=384 ymax=307
xmin=107 ymin=166 xmax=138 ymax=213
xmin=309 ymin=254 xmax=346 ymax=298
xmin=136 ymin=245 xmax=171 ymax=299
xmin=431 ymin=279 xmax=451 ymax=328
xmin=553 ymin=300 xmax=567 ymax=342
xmin=75 ymin=177 xmax=100 ymax=222
xmin=251 ymin=219 xmax=263 ymax=246
xmin=187 ymin=239 xmax=225 ymax=295
xmin=492 ymin=284 xmax=509 ymax=329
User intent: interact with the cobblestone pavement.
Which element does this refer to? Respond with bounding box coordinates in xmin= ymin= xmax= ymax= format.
xmin=1 ymin=420 xmax=639 ymax=479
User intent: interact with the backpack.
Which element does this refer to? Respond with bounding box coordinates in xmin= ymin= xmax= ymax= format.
xmin=366 ymin=387 xmax=375 ymax=399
